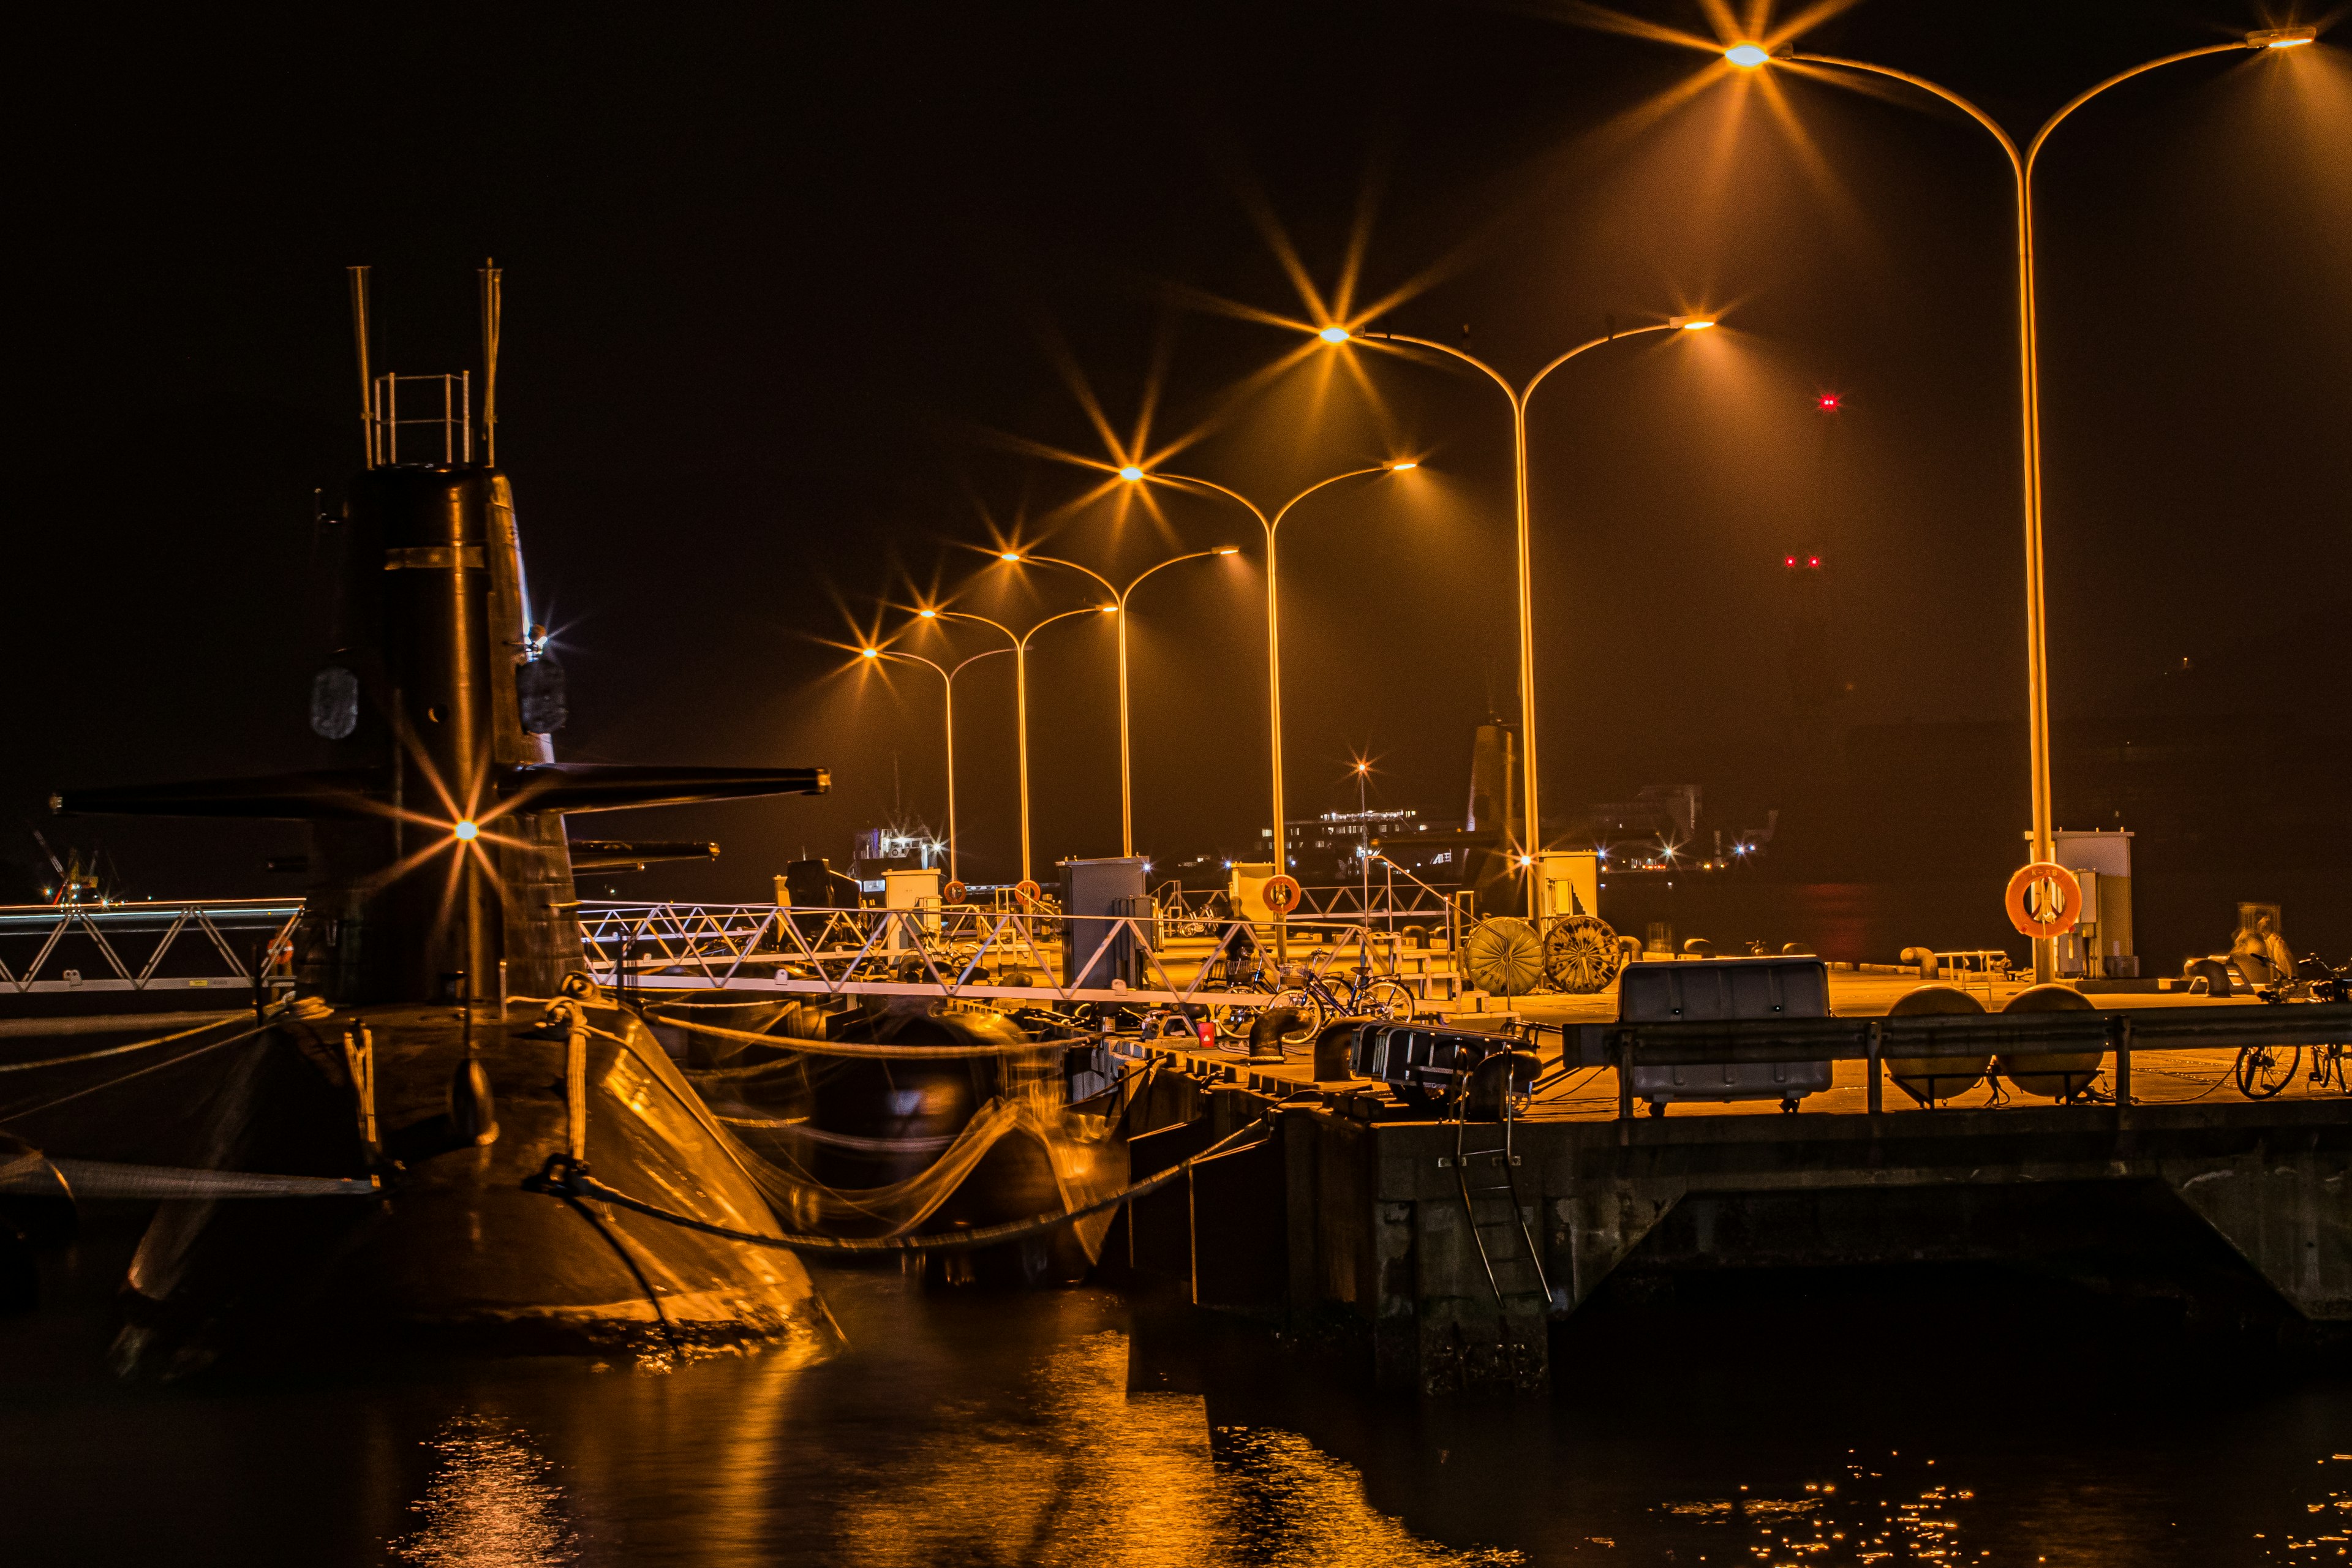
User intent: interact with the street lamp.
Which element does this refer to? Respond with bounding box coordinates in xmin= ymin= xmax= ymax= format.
xmin=1321 ymin=320 xmax=1716 ymax=914
xmin=858 ymin=644 xmax=1008 ymax=884
xmin=1000 ymin=546 xmax=1240 ymax=858
xmin=926 ymin=604 xmax=1114 ymax=884
xmin=1733 ymin=27 xmax=2313 ymax=978
xmin=1121 ymin=462 xmax=1411 ymax=872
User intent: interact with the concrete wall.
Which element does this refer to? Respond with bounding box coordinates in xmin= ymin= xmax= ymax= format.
xmin=1180 ymin=1087 xmax=2350 ymax=1396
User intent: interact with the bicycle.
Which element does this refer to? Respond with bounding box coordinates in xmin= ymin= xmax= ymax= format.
xmin=2234 ymin=954 xmax=2352 ymax=1098
xmin=1217 ymin=945 xmax=1415 ymax=1049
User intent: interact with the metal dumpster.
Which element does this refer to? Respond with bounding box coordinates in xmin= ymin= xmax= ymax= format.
xmin=1619 ymin=956 xmax=1833 ymax=1114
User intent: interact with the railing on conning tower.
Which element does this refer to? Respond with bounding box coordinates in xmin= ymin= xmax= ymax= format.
xmin=368 ymin=371 xmax=472 ymax=467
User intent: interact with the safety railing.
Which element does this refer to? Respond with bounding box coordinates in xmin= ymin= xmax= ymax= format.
xmin=575 ymin=901 xmax=1454 ymax=1016
xmin=1559 ymin=1002 xmax=2352 ymax=1126
xmin=0 ymin=900 xmax=300 ymax=997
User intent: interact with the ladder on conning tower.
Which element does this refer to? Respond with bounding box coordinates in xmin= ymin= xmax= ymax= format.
xmin=1444 ymin=1048 xmax=1550 ymax=1311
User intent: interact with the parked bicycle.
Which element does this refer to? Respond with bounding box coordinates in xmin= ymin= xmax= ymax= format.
xmin=2234 ymin=954 xmax=2352 ymax=1098
xmin=1218 ymin=945 xmax=1415 ymax=1047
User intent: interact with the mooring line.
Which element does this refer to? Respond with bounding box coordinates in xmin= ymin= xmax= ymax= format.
xmin=533 ymin=1115 xmax=1268 ymax=1254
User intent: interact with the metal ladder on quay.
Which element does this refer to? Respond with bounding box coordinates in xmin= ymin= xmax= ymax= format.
xmin=1443 ymin=1050 xmax=1551 ymax=1311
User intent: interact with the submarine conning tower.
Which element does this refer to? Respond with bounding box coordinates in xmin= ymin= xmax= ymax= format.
xmin=54 ymin=263 xmax=831 ymax=1006
xmin=307 ymin=458 xmax=578 ymax=1004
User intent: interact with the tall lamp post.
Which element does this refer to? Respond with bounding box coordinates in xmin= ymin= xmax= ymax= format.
xmin=1319 ymin=318 xmax=1717 ymax=916
xmin=1730 ymin=24 xmax=2315 ymax=978
xmin=1120 ymin=463 xmax=1414 ymax=873
xmin=1000 ymin=546 xmax=1239 ymax=858
xmin=923 ymin=604 xmax=1114 ymax=884
xmin=858 ymin=644 xmax=1008 ymax=885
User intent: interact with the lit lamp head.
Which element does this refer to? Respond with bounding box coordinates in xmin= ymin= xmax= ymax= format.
xmin=1215 ymin=546 xmax=1240 ymax=555
xmin=1098 ymin=604 xmax=1117 ymax=614
xmin=1317 ymin=325 xmax=1350 ymax=344
xmin=998 ymin=551 xmax=1022 ymax=563
xmin=1670 ymin=314 xmax=1719 ymax=332
xmin=1117 ymin=466 xmax=1143 ymax=482
xmin=860 ymin=647 xmax=880 ymax=660
xmin=2245 ymin=26 xmax=2316 ymax=47
xmin=1724 ymin=43 xmax=1770 ymax=68
xmin=918 ymin=609 xmax=938 ymax=619
xmin=1388 ymin=460 xmax=1418 ymax=471
xmin=453 ymin=820 xmax=480 ymax=842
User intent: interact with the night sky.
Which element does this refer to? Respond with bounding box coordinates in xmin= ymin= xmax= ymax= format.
xmin=13 ymin=2 xmax=2348 ymax=955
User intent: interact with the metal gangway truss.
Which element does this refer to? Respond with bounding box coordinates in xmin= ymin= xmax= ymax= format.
xmin=576 ymin=900 xmax=1439 ymax=1019
xmin=0 ymin=899 xmax=300 ymax=998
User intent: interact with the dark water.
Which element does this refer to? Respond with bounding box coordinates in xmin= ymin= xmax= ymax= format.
xmin=5 ymin=1213 xmax=2346 ymax=1566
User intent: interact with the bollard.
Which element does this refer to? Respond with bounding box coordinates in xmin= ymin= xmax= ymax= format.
xmin=1248 ymin=1006 xmax=1303 ymax=1065
xmin=1311 ymin=1018 xmax=1360 ymax=1084
xmin=562 ymin=1001 xmax=589 ymax=1167
xmin=342 ymin=1027 xmax=379 ymax=1162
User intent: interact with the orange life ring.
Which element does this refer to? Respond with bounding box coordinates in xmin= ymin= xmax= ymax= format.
xmin=943 ymin=880 xmax=968 ymax=905
xmin=1014 ymin=879 xmax=1041 ymax=903
xmin=1262 ymin=875 xmax=1302 ymax=916
xmin=2005 ymin=862 xmax=2082 ymax=940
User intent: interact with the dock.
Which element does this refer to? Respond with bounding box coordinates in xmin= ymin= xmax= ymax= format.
xmin=1101 ymin=973 xmax=2352 ymax=1395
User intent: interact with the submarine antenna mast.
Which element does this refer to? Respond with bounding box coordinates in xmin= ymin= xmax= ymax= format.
xmin=479 ymin=259 xmax=502 ymax=467
xmin=347 ymin=265 xmax=374 ymax=467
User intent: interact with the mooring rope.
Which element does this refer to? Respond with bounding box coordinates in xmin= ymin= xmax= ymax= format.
xmin=534 ymin=1114 xmax=1269 ymax=1254
xmin=0 ymin=1146 xmax=379 ymax=1200
xmin=0 ymin=1011 xmax=260 ymax=1074
xmin=646 ymin=1008 xmax=1065 ymax=1060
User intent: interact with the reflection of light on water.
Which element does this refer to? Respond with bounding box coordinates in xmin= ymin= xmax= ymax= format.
xmin=829 ymin=1330 xmax=1515 ymax=1567
xmin=1208 ymin=1427 xmax=1523 ymax=1566
xmin=391 ymin=1414 xmax=579 ymax=1567
xmin=2268 ymin=1449 xmax=2350 ymax=1559
xmin=1658 ymin=1461 xmax=1972 ymax=1564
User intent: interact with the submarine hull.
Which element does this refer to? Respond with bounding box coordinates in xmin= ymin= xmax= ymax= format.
xmin=111 ymin=1000 xmax=839 ymax=1379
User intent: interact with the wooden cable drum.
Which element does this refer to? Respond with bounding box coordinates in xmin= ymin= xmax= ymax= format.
xmin=1882 ymin=984 xmax=1990 ymax=1107
xmin=1996 ymin=983 xmax=2104 ymax=1100
xmin=1543 ymin=913 xmax=1624 ymax=994
xmin=1462 ymin=916 xmax=1545 ymax=998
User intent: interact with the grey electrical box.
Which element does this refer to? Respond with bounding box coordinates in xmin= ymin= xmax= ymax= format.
xmin=1060 ymin=856 xmax=1148 ymax=989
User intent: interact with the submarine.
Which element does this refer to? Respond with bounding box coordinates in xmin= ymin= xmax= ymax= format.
xmin=42 ymin=266 xmax=843 ymax=1375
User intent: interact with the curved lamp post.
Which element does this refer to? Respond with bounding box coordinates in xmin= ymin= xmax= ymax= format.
xmin=1000 ymin=546 xmax=1239 ymax=858
xmin=858 ymin=644 xmax=1008 ymax=885
xmin=925 ymin=603 xmax=1112 ymax=884
xmin=1731 ymin=24 xmax=2315 ymax=977
xmin=1321 ymin=319 xmax=1716 ymax=916
xmin=1120 ymin=464 xmax=1410 ymax=872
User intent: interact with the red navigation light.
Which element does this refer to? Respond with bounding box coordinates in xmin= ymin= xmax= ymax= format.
xmin=1783 ymin=555 xmax=1796 ymax=568
xmin=1807 ymin=555 xmax=1822 ymax=568
xmin=1817 ymin=394 xmax=1840 ymax=411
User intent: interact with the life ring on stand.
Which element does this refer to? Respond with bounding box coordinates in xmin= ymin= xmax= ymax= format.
xmin=1261 ymin=875 xmax=1302 ymax=917
xmin=2004 ymin=862 xmax=2081 ymax=940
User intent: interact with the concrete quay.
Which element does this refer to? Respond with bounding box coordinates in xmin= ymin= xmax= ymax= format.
xmin=1106 ymin=993 xmax=2352 ymax=1398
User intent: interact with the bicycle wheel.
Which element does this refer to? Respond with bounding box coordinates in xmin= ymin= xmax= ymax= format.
xmin=1354 ymin=979 xmax=1416 ymax=1020
xmin=1268 ymin=987 xmax=1327 ymax=1046
xmin=2316 ymin=1042 xmax=2350 ymax=1094
xmin=2234 ymin=1043 xmax=2300 ymax=1099
xmin=1215 ymin=1001 xmax=1261 ymax=1042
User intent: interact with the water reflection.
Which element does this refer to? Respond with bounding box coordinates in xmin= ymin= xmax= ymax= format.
xmin=818 ymin=1327 xmax=1508 ymax=1566
xmin=7 ymin=1218 xmax=2348 ymax=1567
xmin=390 ymin=1414 xmax=578 ymax=1567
